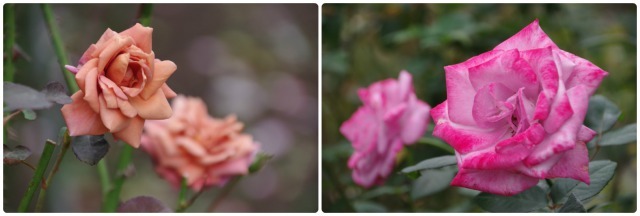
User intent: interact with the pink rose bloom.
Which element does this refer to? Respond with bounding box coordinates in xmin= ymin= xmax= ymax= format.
xmin=61 ymin=23 xmax=177 ymax=148
xmin=141 ymin=95 xmax=259 ymax=191
xmin=431 ymin=20 xmax=608 ymax=195
xmin=340 ymin=71 xmax=431 ymax=187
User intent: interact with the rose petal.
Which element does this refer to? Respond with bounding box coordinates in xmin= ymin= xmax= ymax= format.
xmin=340 ymin=106 xmax=378 ymax=152
xmin=119 ymin=23 xmax=153 ymax=53
xmin=83 ymin=67 xmax=100 ymax=113
xmin=97 ymin=36 xmax=134 ymax=74
xmin=451 ymin=168 xmax=539 ymax=196
xmin=559 ymin=50 xmax=609 ymax=95
xmin=471 ymin=82 xmax=515 ymax=128
xmin=545 ymin=141 xmax=590 ymax=184
xmin=75 ymin=58 xmax=98 ymax=92
xmin=105 ymin=53 xmax=130 ymax=85
xmin=130 ymin=90 xmax=173 ymax=120
xmin=524 ymin=85 xmax=590 ymax=166
xmin=161 ymin=84 xmax=177 ymax=98
xmin=61 ymin=92 xmax=108 ymax=136
xmin=468 ymin=49 xmax=539 ymax=98
xmin=493 ymin=19 xmax=559 ymax=51
xmin=140 ymin=60 xmax=177 ymax=100
xmin=444 ymin=50 xmax=503 ymax=126
xmin=400 ymin=100 xmax=431 ymax=144
xmin=112 ymin=116 xmax=145 ymax=148
xmin=99 ymin=96 xmax=131 ymax=132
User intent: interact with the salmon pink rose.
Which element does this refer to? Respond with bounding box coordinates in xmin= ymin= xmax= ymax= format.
xmin=340 ymin=71 xmax=431 ymax=188
xmin=141 ymin=95 xmax=259 ymax=191
xmin=431 ymin=20 xmax=608 ymax=195
xmin=61 ymin=23 xmax=177 ymax=148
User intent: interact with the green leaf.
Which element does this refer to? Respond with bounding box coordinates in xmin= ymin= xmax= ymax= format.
xmin=473 ymin=186 xmax=548 ymax=212
xmin=557 ymin=193 xmax=586 ymax=212
xmin=71 ymin=135 xmax=110 ymax=166
xmin=599 ymin=123 xmax=636 ymax=146
xmin=3 ymin=145 xmax=32 ymax=165
xmin=411 ymin=167 xmax=456 ymax=199
xmin=550 ymin=160 xmax=617 ymax=203
xmin=584 ymin=95 xmax=621 ymax=134
xmin=21 ymin=109 xmax=36 ymax=120
xmin=117 ymin=196 xmax=172 ymax=212
xmin=353 ymin=200 xmax=387 ymax=212
xmin=401 ymin=155 xmax=457 ymax=173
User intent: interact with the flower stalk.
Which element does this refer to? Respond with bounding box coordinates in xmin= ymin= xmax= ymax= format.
xmin=17 ymin=140 xmax=56 ymax=212
xmin=34 ymin=128 xmax=71 ymax=212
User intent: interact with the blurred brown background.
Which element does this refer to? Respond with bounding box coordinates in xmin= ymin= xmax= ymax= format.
xmin=4 ymin=4 xmax=318 ymax=212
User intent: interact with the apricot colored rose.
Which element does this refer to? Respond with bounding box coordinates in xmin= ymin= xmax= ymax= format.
xmin=431 ymin=20 xmax=607 ymax=195
xmin=61 ymin=23 xmax=177 ymax=148
xmin=340 ymin=71 xmax=431 ymax=188
xmin=141 ymin=95 xmax=259 ymax=191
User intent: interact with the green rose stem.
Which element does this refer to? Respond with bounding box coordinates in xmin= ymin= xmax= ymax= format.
xmin=176 ymin=180 xmax=207 ymax=212
xmin=40 ymin=4 xmax=78 ymax=93
xmin=207 ymin=176 xmax=242 ymax=212
xmin=102 ymin=145 xmax=133 ymax=212
xmin=34 ymin=128 xmax=71 ymax=212
xmin=17 ymin=140 xmax=56 ymax=212
xmin=177 ymin=178 xmax=188 ymax=210
xmin=100 ymin=4 xmax=154 ymax=212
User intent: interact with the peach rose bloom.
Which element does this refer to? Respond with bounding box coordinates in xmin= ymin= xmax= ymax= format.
xmin=141 ymin=95 xmax=259 ymax=191
xmin=61 ymin=23 xmax=177 ymax=148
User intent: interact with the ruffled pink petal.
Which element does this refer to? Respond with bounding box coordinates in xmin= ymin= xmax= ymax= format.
xmin=95 ymin=28 xmax=118 ymax=47
xmin=175 ymin=137 xmax=207 ymax=157
xmin=493 ymin=19 xmax=559 ymax=51
xmin=521 ymin=47 xmax=560 ymax=97
xmin=98 ymin=95 xmax=131 ymax=132
xmin=130 ymin=89 xmax=173 ymax=120
xmin=340 ymin=106 xmax=378 ymax=151
xmin=400 ymin=100 xmax=431 ymax=144
xmin=577 ymin=125 xmax=596 ymax=142
xmin=161 ymin=84 xmax=177 ymax=98
xmin=61 ymin=92 xmax=109 ymax=136
xmin=444 ymin=50 xmax=503 ymax=126
xmin=78 ymin=44 xmax=98 ymax=65
xmin=140 ymin=60 xmax=177 ymax=100
xmin=112 ymin=116 xmax=145 ymax=148
xmin=451 ymin=168 xmax=540 ymax=196
xmin=432 ymin=102 xmax=510 ymax=154
xmin=83 ymin=66 xmax=100 ymax=113
xmin=542 ymin=92 xmax=573 ymax=134
xmin=75 ymin=58 xmax=98 ymax=92
xmin=119 ymin=23 xmax=153 ymax=53
xmin=545 ymin=141 xmax=590 ymax=184
xmin=559 ymin=50 xmax=609 ymax=95
xmin=468 ymin=49 xmax=539 ymax=98
xmin=471 ymin=83 xmax=515 ymax=128
xmin=525 ymin=85 xmax=590 ymax=166
xmin=97 ymin=36 xmax=134 ymax=74
xmin=105 ymin=53 xmax=130 ymax=85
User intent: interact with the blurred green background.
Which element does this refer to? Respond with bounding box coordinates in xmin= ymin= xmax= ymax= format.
xmin=4 ymin=4 xmax=318 ymax=212
xmin=322 ymin=4 xmax=636 ymax=212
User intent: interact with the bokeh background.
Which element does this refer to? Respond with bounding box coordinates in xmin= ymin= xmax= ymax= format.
xmin=4 ymin=4 xmax=318 ymax=212
xmin=322 ymin=4 xmax=636 ymax=212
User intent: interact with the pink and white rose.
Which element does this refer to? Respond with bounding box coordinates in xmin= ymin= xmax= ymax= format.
xmin=431 ymin=20 xmax=608 ymax=195
xmin=340 ymin=71 xmax=431 ymax=187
